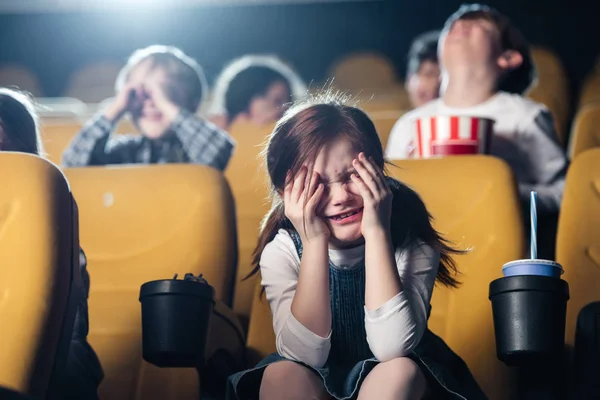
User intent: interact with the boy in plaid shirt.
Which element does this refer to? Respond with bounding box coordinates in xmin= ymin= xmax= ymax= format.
xmin=62 ymin=45 xmax=234 ymax=170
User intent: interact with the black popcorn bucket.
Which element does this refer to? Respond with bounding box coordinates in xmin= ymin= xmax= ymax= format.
xmin=139 ymin=274 xmax=215 ymax=368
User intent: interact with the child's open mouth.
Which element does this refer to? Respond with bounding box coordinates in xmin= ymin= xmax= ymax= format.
xmin=327 ymin=208 xmax=363 ymax=224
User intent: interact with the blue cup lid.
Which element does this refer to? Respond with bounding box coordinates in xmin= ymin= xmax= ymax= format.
xmin=502 ymin=259 xmax=563 ymax=270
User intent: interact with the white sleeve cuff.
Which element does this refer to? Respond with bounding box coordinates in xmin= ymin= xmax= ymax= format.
xmin=285 ymin=312 xmax=331 ymax=345
xmin=364 ymin=291 xmax=409 ymax=322
xmin=276 ymin=313 xmax=332 ymax=368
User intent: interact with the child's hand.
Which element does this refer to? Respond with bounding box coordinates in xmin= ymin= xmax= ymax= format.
xmin=284 ymin=166 xmax=330 ymax=244
xmin=104 ymin=82 xmax=143 ymax=122
xmin=351 ymin=153 xmax=393 ymax=238
xmin=144 ymin=81 xmax=181 ymax=124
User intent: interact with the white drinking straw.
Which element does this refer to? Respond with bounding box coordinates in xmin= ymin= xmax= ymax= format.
xmin=530 ymin=191 xmax=537 ymax=259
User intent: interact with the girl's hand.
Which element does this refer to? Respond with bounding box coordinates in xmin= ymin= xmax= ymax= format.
xmin=284 ymin=166 xmax=330 ymax=244
xmin=351 ymin=153 xmax=393 ymax=238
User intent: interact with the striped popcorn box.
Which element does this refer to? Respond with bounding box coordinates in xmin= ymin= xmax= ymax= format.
xmin=411 ymin=116 xmax=495 ymax=158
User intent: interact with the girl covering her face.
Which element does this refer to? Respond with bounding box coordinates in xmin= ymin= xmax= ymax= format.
xmin=227 ymin=93 xmax=486 ymax=400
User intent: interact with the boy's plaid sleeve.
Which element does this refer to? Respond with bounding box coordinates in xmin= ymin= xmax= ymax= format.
xmin=170 ymin=111 xmax=236 ymax=171
xmin=61 ymin=115 xmax=113 ymax=167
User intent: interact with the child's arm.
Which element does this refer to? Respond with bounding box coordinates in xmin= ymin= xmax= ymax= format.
xmin=364 ymin=243 xmax=438 ymax=361
xmin=61 ymin=115 xmax=140 ymax=167
xmin=261 ymin=231 xmax=332 ymax=368
xmin=352 ymin=154 xmax=432 ymax=361
xmin=169 ymin=111 xmax=235 ymax=171
xmin=62 ymin=82 xmax=145 ymax=167
xmin=517 ymin=109 xmax=568 ymax=213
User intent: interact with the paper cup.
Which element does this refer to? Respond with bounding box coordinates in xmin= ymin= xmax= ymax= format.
xmin=411 ymin=116 xmax=494 ymax=158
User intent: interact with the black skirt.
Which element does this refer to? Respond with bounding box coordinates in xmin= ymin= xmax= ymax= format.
xmin=227 ymin=329 xmax=487 ymax=400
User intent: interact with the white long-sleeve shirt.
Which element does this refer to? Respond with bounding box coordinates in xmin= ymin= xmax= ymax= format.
xmin=260 ymin=229 xmax=440 ymax=368
xmin=385 ymin=92 xmax=568 ymax=213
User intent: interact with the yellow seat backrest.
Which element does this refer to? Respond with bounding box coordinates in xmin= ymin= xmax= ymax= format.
xmin=529 ymin=47 xmax=569 ymax=136
xmin=527 ymin=85 xmax=567 ymax=145
xmin=0 ymin=65 xmax=43 ymax=96
xmin=531 ymin=47 xmax=567 ymax=78
xmin=556 ymin=148 xmax=600 ymax=349
xmin=0 ymin=153 xmax=78 ymax=399
xmin=356 ymin=84 xmax=412 ymax=111
xmin=246 ymin=155 xmax=524 ymax=399
xmin=64 ymin=165 xmax=237 ymax=400
xmin=64 ymin=61 xmax=123 ymax=103
xmin=328 ymin=52 xmax=398 ymax=92
xmin=225 ymin=122 xmax=274 ymax=324
xmin=39 ymin=120 xmax=83 ymax=165
xmin=579 ymin=73 xmax=600 ymax=108
xmin=568 ymin=102 xmax=600 ymax=160
xmin=369 ymin=110 xmax=407 ymax=149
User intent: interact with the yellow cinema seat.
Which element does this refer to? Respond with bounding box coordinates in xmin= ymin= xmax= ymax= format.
xmin=328 ymin=52 xmax=398 ymax=92
xmin=64 ymin=164 xmax=237 ymax=400
xmin=0 ymin=152 xmax=79 ymax=399
xmin=64 ymin=61 xmax=123 ymax=103
xmin=568 ymin=103 xmax=600 ymax=160
xmin=39 ymin=120 xmax=83 ymax=165
xmin=369 ymin=110 xmax=406 ymax=149
xmin=225 ymin=122 xmax=274 ymax=326
xmin=0 ymin=65 xmax=43 ymax=97
xmin=579 ymin=73 xmax=600 ymax=108
xmin=557 ymin=149 xmax=600 ymax=350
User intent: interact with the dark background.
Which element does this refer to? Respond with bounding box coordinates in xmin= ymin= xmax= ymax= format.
xmin=0 ymin=0 xmax=596 ymax=98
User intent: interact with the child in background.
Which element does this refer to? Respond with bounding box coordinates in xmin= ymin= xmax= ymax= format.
xmin=62 ymin=45 xmax=234 ymax=170
xmin=227 ymin=94 xmax=486 ymax=399
xmin=0 ymin=88 xmax=103 ymax=400
xmin=405 ymin=30 xmax=441 ymax=109
xmin=387 ymin=4 xmax=568 ymax=260
xmin=209 ymin=55 xmax=306 ymax=130
xmin=386 ymin=4 xmax=568 ymax=216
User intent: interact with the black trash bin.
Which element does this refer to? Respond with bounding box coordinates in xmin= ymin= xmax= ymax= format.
xmin=139 ymin=274 xmax=215 ymax=368
xmin=489 ymin=275 xmax=569 ymax=366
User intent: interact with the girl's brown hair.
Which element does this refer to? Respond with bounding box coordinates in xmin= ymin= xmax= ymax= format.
xmin=247 ymin=93 xmax=461 ymax=287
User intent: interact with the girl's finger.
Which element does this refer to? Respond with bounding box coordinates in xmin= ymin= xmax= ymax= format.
xmin=368 ymin=155 xmax=391 ymax=194
xmin=291 ymin=167 xmax=307 ymax=203
xmin=306 ymin=183 xmax=325 ymax=214
xmin=306 ymin=170 xmax=320 ymax=198
xmin=350 ymin=173 xmax=374 ymax=201
xmin=301 ymin=170 xmax=319 ymax=209
xmin=353 ymin=156 xmax=380 ymax=196
xmin=359 ymin=153 xmax=385 ymax=189
xmin=365 ymin=155 xmax=386 ymax=182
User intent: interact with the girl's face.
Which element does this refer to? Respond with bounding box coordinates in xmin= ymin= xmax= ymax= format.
xmin=310 ymin=138 xmax=367 ymax=249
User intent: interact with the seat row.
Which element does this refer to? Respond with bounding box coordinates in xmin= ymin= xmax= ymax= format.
xmin=2 ymin=148 xmax=599 ymax=399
